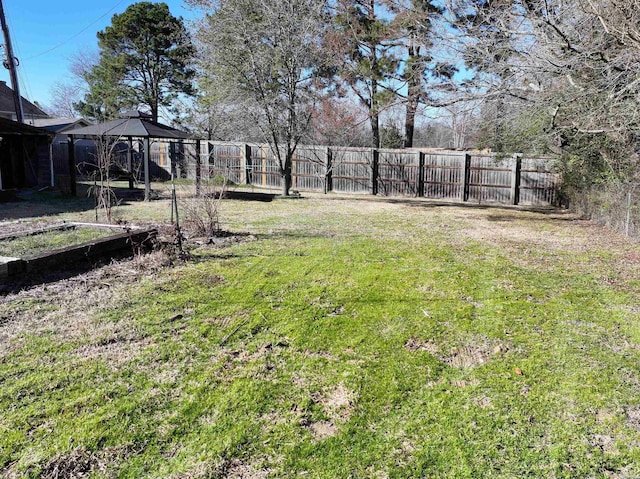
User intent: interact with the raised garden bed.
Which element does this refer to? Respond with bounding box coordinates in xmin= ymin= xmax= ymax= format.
xmin=0 ymin=222 xmax=157 ymax=280
xmin=0 ymin=225 xmax=111 ymax=257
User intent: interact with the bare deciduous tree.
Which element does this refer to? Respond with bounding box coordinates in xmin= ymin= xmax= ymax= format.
xmin=193 ymin=0 xmax=329 ymax=196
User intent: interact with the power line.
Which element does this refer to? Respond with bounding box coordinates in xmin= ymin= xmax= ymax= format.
xmin=24 ymin=0 xmax=128 ymax=61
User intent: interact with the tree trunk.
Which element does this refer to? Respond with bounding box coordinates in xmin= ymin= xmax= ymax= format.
xmin=404 ymin=44 xmax=422 ymax=149
xmin=371 ymin=114 xmax=380 ymax=149
xmin=281 ymin=154 xmax=292 ymax=196
xmin=281 ymin=171 xmax=291 ymax=196
xmin=404 ymin=99 xmax=417 ymax=148
xmin=151 ymin=100 xmax=158 ymax=123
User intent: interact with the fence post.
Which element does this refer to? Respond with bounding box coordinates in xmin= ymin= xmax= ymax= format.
xmin=262 ymin=145 xmax=267 ymax=186
xmin=242 ymin=144 xmax=251 ymax=185
xmin=462 ymin=153 xmax=471 ymax=202
xmin=203 ymin=142 xmax=211 ymax=181
xmin=417 ymin=151 xmax=425 ymax=197
xmin=195 ymin=140 xmax=202 ymax=197
xmin=511 ymin=153 xmax=522 ymax=205
xmin=169 ymin=142 xmax=177 ymax=180
xmin=371 ymin=148 xmax=379 ymax=195
xmin=325 ymin=146 xmax=333 ymax=194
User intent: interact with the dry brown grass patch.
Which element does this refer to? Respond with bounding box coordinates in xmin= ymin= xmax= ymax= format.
xmin=72 ymin=336 xmax=153 ymax=367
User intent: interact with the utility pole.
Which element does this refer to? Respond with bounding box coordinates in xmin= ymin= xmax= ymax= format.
xmin=0 ymin=0 xmax=23 ymax=123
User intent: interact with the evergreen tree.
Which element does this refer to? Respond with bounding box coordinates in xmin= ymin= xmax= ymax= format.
xmin=81 ymin=2 xmax=195 ymax=121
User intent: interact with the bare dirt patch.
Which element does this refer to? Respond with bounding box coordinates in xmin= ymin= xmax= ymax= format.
xmin=38 ymin=446 xmax=126 ymax=479
xmin=306 ymin=383 xmax=357 ymax=440
xmin=625 ymin=406 xmax=640 ymax=432
xmin=406 ymin=335 xmax=507 ymax=369
xmin=309 ymin=421 xmax=338 ymax=440
xmin=217 ymin=459 xmax=270 ymax=479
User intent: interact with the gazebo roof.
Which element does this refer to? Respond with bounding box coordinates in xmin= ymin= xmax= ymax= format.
xmin=65 ymin=111 xmax=191 ymax=139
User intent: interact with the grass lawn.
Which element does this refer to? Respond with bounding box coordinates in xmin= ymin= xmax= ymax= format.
xmin=1 ymin=187 xmax=640 ymax=477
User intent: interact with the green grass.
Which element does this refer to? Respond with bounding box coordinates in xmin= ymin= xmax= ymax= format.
xmin=1 ymin=191 xmax=640 ymax=477
xmin=0 ymin=228 xmax=110 ymax=257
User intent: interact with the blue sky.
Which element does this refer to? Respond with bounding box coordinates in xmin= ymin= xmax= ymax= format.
xmin=0 ymin=0 xmax=197 ymax=109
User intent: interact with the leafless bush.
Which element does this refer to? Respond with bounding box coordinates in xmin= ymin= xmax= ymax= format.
xmin=179 ymin=178 xmax=228 ymax=237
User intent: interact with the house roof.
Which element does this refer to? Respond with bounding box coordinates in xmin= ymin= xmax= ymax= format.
xmin=0 ymin=117 xmax=52 ymax=136
xmin=28 ymin=118 xmax=91 ymax=133
xmin=0 ymin=81 xmax=49 ymax=119
xmin=65 ymin=112 xmax=191 ymax=139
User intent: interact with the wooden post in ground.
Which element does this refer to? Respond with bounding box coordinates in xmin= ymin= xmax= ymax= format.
xmin=511 ymin=153 xmax=522 ymax=205
xmin=262 ymin=145 xmax=267 ymax=186
xmin=417 ymin=151 xmax=425 ymax=198
xmin=67 ymin=135 xmax=76 ymax=196
xmin=143 ymin=137 xmax=151 ymax=201
xmin=195 ymin=140 xmax=202 ymax=197
xmin=462 ymin=153 xmax=471 ymax=202
xmin=242 ymin=144 xmax=251 ymax=185
xmin=371 ymin=148 xmax=379 ymax=195
xmin=325 ymin=146 xmax=332 ymax=194
xmin=127 ymin=136 xmax=134 ymax=190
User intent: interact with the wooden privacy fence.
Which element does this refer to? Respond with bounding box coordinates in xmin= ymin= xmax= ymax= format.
xmin=198 ymin=143 xmax=560 ymax=206
xmin=147 ymin=142 xmax=559 ymax=206
xmin=53 ymin=138 xmax=559 ymax=206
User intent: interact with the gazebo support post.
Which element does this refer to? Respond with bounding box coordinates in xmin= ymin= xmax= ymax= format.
xmin=67 ymin=135 xmax=77 ymax=197
xmin=144 ymin=137 xmax=151 ymax=201
xmin=127 ymin=136 xmax=134 ymax=190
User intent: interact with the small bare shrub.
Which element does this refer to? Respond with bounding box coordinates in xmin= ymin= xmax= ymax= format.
xmin=180 ymin=178 xmax=228 ymax=237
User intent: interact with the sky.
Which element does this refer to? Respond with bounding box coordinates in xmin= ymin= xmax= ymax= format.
xmin=0 ymin=0 xmax=199 ymax=111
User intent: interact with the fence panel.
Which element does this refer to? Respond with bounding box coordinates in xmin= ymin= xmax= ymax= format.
xmin=210 ymin=143 xmax=244 ymax=185
xmin=520 ymin=157 xmax=559 ymax=205
xmin=377 ymin=150 xmax=419 ymax=196
xmin=423 ymin=152 xmax=465 ymax=200
xmin=292 ymin=146 xmax=327 ymax=192
xmin=331 ymin=147 xmax=372 ymax=194
xmin=249 ymin=145 xmax=281 ymax=188
xmin=468 ymin=154 xmax=514 ymax=203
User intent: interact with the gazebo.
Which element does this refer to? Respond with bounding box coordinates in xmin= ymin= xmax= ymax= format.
xmin=65 ymin=111 xmax=192 ymax=200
